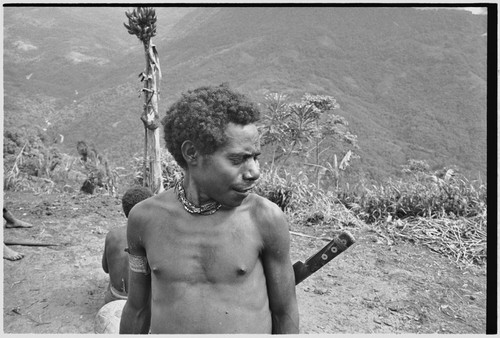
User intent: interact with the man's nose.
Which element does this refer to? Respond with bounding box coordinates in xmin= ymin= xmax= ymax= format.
xmin=243 ymin=159 xmax=260 ymax=182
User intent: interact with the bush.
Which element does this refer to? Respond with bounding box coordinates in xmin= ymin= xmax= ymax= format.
xmin=3 ymin=128 xmax=94 ymax=194
xmin=255 ymin=167 xmax=361 ymax=228
xmin=338 ymin=171 xmax=486 ymax=224
xmin=131 ymin=149 xmax=184 ymax=190
xmin=254 ymin=168 xmax=294 ymax=211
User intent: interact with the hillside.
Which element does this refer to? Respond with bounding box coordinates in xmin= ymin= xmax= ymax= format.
xmin=3 ymin=5 xmax=489 ymax=181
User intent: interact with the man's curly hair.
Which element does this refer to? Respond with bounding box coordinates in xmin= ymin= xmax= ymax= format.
xmin=122 ymin=186 xmax=153 ymax=218
xmin=162 ymin=84 xmax=260 ymax=169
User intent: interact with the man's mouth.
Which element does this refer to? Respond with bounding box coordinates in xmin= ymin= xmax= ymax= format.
xmin=233 ymin=185 xmax=255 ymax=194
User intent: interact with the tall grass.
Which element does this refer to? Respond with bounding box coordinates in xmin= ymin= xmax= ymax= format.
xmin=256 ymin=166 xmax=486 ymax=267
xmin=4 ymin=129 xmax=112 ymax=194
xmin=4 ymin=146 xmax=88 ymax=194
xmin=337 ymin=171 xmax=486 ymax=224
xmin=254 ymin=167 xmax=361 ymax=229
xmin=336 ymin=170 xmax=486 ymax=267
xmin=130 ymin=149 xmax=184 ymax=190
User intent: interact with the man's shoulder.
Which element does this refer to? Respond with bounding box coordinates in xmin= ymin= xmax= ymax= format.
xmin=247 ymin=193 xmax=287 ymax=228
xmin=246 ymin=194 xmax=290 ymax=245
xmin=129 ymin=189 xmax=174 ymax=214
xmin=107 ymin=225 xmax=126 ymax=238
xmin=105 ymin=225 xmax=127 ymax=246
xmin=248 ymin=193 xmax=283 ymax=216
xmin=127 ymin=188 xmax=179 ymax=227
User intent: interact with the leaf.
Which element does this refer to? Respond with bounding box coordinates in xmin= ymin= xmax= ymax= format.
xmin=151 ymin=45 xmax=162 ymax=79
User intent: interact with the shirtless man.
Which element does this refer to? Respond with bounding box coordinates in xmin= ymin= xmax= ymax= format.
xmin=102 ymin=186 xmax=153 ymax=304
xmin=4 ymin=207 xmax=33 ymax=261
xmin=120 ymin=84 xmax=299 ymax=334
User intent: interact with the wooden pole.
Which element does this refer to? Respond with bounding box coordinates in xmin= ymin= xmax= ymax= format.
xmin=125 ymin=7 xmax=164 ymax=194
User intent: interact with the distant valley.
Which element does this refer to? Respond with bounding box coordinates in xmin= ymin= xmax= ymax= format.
xmin=3 ymin=5 xmax=488 ymax=181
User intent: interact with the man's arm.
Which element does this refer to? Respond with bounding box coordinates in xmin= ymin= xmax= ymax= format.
xmin=119 ymin=209 xmax=151 ymax=334
xmin=259 ymin=199 xmax=299 ymax=334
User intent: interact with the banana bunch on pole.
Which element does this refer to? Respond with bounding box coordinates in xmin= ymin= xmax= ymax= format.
xmin=123 ymin=7 xmax=164 ymax=194
xmin=124 ymin=7 xmax=157 ymax=42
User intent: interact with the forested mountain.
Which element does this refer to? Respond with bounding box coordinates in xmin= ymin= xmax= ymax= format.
xmin=3 ymin=5 xmax=489 ymax=181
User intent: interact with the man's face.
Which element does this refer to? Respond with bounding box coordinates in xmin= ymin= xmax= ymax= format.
xmin=197 ymin=122 xmax=261 ymax=208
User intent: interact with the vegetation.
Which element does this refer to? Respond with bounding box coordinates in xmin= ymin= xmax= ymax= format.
xmin=3 ymin=128 xmax=123 ymax=196
xmin=259 ymin=92 xmax=359 ymax=191
xmin=131 ymin=148 xmax=183 ymax=190
xmin=254 ymin=93 xmax=486 ymax=268
xmin=255 ymin=93 xmax=486 ymax=267
xmin=338 ymin=161 xmax=486 ymax=223
xmin=4 ymin=127 xmax=81 ymax=194
xmin=254 ymin=157 xmax=486 ymax=268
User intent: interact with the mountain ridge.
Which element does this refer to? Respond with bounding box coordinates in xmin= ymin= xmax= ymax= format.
xmin=3 ymin=6 xmax=488 ymax=181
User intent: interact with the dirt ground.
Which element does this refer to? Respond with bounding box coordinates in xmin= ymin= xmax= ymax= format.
xmin=3 ymin=191 xmax=486 ymax=334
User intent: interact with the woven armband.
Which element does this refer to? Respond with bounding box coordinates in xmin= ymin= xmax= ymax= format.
xmin=128 ymin=254 xmax=151 ymax=275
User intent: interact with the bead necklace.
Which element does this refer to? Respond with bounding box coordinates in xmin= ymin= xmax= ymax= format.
xmin=175 ymin=180 xmax=222 ymax=215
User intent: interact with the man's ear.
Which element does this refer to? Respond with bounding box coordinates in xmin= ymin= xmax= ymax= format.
xmin=181 ymin=140 xmax=199 ymax=166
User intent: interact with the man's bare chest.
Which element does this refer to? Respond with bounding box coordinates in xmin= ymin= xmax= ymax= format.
xmin=145 ymin=218 xmax=263 ymax=284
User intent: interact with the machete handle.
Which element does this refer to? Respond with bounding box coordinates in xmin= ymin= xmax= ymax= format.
xmin=293 ymin=231 xmax=355 ymax=285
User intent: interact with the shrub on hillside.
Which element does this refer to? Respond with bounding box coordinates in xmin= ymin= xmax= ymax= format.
xmin=4 ymin=127 xmax=89 ymax=194
xmin=131 ymin=149 xmax=184 ymax=190
xmin=253 ymin=168 xmax=294 ymax=211
xmin=338 ymin=170 xmax=486 ymax=224
xmin=255 ymin=167 xmax=361 ymax=228
xmin=75 ymin=141 xmax=121 ymax=195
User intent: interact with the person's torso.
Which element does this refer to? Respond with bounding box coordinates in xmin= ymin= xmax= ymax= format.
xmin=143 ymin=193 xmax=272 ymax=333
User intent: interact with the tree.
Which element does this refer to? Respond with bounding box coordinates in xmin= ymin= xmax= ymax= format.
xmin=124 ymin=7 xmax=164 ymax=194
xmin=260 ymin=93 xmax=359 ymax=190
xmin=260 ymin=93 xmax=324 ymax=168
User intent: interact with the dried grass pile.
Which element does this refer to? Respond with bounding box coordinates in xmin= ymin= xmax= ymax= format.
xmin=384 ymin=214 xmax=486 ymax=267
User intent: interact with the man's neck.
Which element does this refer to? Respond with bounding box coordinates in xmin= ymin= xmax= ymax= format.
xmin=182 ymin=173 xmax=209 ymax=206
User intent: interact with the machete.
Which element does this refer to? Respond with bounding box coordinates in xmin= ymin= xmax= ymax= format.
xmin=293 ymin=231 xmax=355 ymax=285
